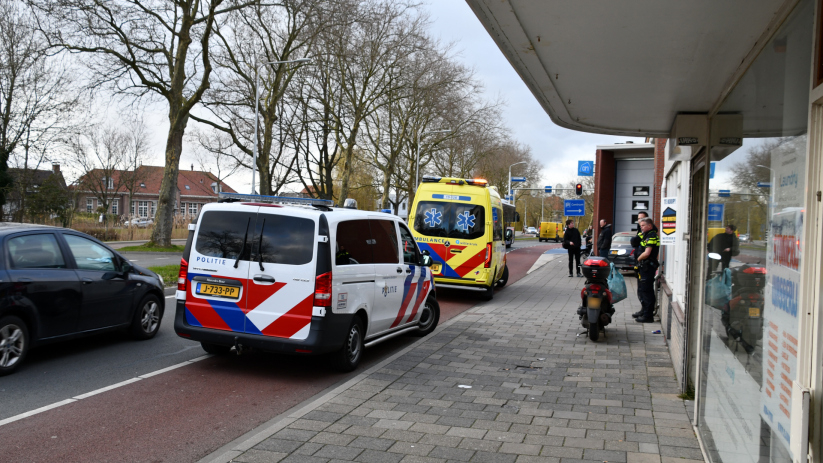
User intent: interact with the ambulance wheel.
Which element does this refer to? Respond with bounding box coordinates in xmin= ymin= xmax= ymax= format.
xmin=331 ymin=318 xmax=364 ymax=372
xmin=496 ymin=265 xmax=509 ymax=288
xmin=480 ymin=280 xmax=495 ymax=301
xmin=201 ymin=342 xmax=231 ymax=355
xmin=412 ymin=297 xmax=440 ymax=337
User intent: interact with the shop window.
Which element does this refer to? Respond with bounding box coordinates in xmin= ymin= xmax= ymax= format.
xmin=696 ymin=2 xmax=813 ymax=462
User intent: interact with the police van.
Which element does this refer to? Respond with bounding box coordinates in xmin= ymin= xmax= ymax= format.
xmin=174 ymin=193 xmax=438 ymax=371
xmin=409 ymin=176 xmax=508 ymax=300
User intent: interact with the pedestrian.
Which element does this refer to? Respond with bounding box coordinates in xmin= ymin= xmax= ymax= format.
xmin=632 ymin=217 xmax=660 ymax=323
xmin=562 ymin=219 xmax=582 ymax=277
xmin=707 ymin=224 xmax=740 ymax=272
xmin=597 ymin=219 xmax=612 ymax=257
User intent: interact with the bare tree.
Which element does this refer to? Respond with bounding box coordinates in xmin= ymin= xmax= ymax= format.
xmin=191 ymin=129 xmax=240 ymax=195
xmin=0 ymin=0 xmax=81 ymax=219
xmin=119 ymin=119 xmax=150 ymax=239
xmin=70 ymin=125 xmax=128 ymax=234
xmin=28 ymin=0 xmax=255 ymax=245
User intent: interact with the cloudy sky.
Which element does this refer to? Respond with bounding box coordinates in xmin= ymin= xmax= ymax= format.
xmin=127 ymin=1 xmax=644 ymax=193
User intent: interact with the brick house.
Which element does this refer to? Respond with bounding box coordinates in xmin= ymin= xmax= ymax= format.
xmin=3 ymin=163 xmax=69 ymax=220
xmin=73 ymin=164 xmax=237 ymax=220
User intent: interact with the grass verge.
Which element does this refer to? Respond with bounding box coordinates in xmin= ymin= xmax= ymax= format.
xmin=148 ymin=264 xmax=180 ymax=287
xmin=119 ymin=244 xmax=185 ymax=253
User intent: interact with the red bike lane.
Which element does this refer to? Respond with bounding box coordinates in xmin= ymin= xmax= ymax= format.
xmin=1 ymin=243 xmax=555 ymax=463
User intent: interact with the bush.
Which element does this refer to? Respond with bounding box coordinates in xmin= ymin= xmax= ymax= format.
xmin=80 ymin=228 xmax=119 ymax=241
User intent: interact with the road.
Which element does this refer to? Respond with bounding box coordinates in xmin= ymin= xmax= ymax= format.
xmin=0 ymin=241 xmax=558 ymax=462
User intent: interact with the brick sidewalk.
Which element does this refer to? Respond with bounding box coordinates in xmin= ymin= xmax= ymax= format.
xmin=222 ymin=258 xmax=704 ymax=463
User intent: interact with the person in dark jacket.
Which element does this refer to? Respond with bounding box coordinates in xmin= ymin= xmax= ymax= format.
xmin=707 ymin=224 xmax=740 ymax=272
xmin=563 ymin=219 xmax=582 ymax=277
xmin=597 ymin=219 xmax=613 ymax=257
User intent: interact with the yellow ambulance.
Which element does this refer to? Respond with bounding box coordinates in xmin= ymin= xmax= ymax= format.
xmin=410 ymin=176 xmax=508 ymax=300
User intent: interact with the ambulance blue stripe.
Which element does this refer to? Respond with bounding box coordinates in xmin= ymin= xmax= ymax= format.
xmin=185 ymin=308 xmax=203 ymax=327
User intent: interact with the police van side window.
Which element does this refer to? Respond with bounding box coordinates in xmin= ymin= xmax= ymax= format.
xmin=336 ymin=220 xmax=373 ymax=266
xmin=254 ymin=214 xmax=315 ymax=265
xmin=369 ymin=220 xmax=400 ymax=264
xmin=195 ymin=211 xmax=256 ymax=260
xmin=398 ymin=224 xmax=420 ymax=265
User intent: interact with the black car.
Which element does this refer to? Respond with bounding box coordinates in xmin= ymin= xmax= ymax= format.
xmin=0 ymin=223 xmax=165 ymax=375
xmin=606 ymin=231 xmax=637 ymax=271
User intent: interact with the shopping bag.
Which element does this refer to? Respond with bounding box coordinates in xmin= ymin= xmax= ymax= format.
xmin=607 ymin=263 xmax=628 ymax=304
xmin=705 ymin=268 xmax=732 ymax=308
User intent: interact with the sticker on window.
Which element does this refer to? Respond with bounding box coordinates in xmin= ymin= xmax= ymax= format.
xmin=456 ymin=211 xmax=476 ymax=232
xmin=424 ymin=208 xmax=443 ymax=227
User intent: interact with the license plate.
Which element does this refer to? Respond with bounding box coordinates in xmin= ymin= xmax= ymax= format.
xmin=749 ymin=307 xmax=761 ymax=317
xmin=197 ymin=283 xmax=240 ymax=298
xmin=431 ymin=263 xmax=442 ymax=274
xmin=610 ymin=250 xmax=618 ymax=255
xmin=587 ymin=296 xmax=601 ymax=309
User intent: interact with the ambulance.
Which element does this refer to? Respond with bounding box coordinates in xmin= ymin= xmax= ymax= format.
xmin=409 ymin=176 xmax=509 ymax=300
xmin=174 ymin=193 xmax=439 ymax=372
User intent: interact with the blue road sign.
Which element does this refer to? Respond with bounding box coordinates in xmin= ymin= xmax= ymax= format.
xmin=544 ymin=185 xmax=552 ymax=194
xmin=710 ymin=162 xmax=716 ymax=179
xmin=757 ymin=182 xmax=771 ymax=188
xmin=708 ymin=203 xmax=725 ymax=222
xmin=564 ymin=199 xmax=585 ymax=216
xmin=578 ymin=161 xmax=594 ymax=177
xmin=718 ymin=189 xmax=731 ymax=197
xmin=511 ymin=176 xmax=526 ymax=182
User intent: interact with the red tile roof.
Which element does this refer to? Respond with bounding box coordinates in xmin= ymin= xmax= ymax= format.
xmin=75 ymin=165 xmax=237 ymax=197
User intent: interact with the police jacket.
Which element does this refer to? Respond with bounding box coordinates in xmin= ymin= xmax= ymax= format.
xmin=638 ymin=230 xmax=660 ymax=266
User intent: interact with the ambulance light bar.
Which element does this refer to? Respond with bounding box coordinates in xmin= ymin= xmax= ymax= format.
xmin=218 ymin=192 xmax=334 ymax=207
xmin=420 ymin=176 xmax=488 ymax=187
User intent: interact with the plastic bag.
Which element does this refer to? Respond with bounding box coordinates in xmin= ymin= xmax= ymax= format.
xmin=607 ymin=263 xmax=627 ymax=304
xmin=705 ymin=268 xmax=732 ymax=308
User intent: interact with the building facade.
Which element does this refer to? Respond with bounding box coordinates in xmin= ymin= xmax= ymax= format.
xmin=468 ymin=0 xmax=823 ymax=461
xmin=74 ymin=165 xmax=237 ymax=220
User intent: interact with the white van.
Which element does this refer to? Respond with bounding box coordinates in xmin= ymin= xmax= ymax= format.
xmin=174 ymin=193 xmax=439 ymax=371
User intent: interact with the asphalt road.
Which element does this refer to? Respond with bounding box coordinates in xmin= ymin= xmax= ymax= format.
xmin=120 ymin=251 xmax=183 ymax=268
xmin=0 ymin=243 xmax=556 ymax=462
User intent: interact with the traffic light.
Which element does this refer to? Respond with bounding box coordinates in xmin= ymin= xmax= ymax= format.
xmin=575 ymin=183 xmax=583 ymax=195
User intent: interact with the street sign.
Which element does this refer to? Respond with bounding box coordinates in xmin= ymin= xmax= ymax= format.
xmin=710 ymin=162 xmax=716 ymax=179
xmin=511 ymin=177 xmax=526 ymax=182
xmin=564 ymin=199 xmax=585 ymax=216
xmin=578 ymin=161 xmax=594 ymax=177
xmin=708 ymin=203 xmax=725 ymax=222
xmin=757 ymin=182 xmax=771 ymax=188
xmin=544 ymin=185 xmax=552 ymax=194
xmin=718 ymin=189 xmax=731 ymax=197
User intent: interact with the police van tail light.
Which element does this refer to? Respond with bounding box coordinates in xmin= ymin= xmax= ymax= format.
xmin=484 ymin=243 xmax=492 ymax=268
xmin=314 ymin=272 xmax=332 ymax=307
xmin=178 ymin=258 xmax=188 ymax=291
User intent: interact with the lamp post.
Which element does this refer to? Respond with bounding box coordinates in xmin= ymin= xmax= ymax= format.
xmin=507 ymin=161 xmax=527 ymax=203
xmin=251 ymin=57 xmax=312 ymax=194
xmin=414 ymin=129 xmax=451 ymax=191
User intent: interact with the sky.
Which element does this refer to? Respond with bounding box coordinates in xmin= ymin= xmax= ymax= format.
xmin=70 ymin=1 xmax=644 ymax=193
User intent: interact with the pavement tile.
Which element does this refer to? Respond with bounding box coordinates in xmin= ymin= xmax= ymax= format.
xmin=228 ymin=262 xmax=702 ymax=463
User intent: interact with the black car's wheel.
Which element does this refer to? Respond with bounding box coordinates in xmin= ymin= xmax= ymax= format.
xmin=496 ymin=265 xmax=509 ymax=288
xmin=0 ymin=316 xmax=28 ymax=376
xmin=412 ymin=298 xmax=440 ymax=337
xmin=201 ymin=342 xmax=232 ymax=355
xmin=331 ymin=317 xmax=364 ymax=372
xmin=130 ymin=294 xmax=162 ymax=340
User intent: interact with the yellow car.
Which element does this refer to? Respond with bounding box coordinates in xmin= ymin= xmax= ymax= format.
xmin=410 ymin=176 xmax=508 ymax=300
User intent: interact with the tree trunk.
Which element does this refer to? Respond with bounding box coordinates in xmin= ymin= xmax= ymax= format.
xmin=337 ymin=129 xmax=359 ymax=207
xmin=149 ymin=112 xmax=188 ymax=247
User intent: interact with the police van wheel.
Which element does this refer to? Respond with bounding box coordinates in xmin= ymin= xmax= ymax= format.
xmin=496 ymin=265 xmax=509 ymax=288
xmin=331 ymin=318 xmax=364 ymax=372
xmin=412 ymin=298 xmax=440 ymax=337
xmin=201 ymin=342 xmax=231 ymax=355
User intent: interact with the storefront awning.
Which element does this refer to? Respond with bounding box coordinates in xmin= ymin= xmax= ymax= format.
xmin=465 ymin=0 xmax=794 ymax=137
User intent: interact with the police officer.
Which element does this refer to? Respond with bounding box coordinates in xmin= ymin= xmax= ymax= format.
xmin=633 ymin=217 xmax=659 ymax=323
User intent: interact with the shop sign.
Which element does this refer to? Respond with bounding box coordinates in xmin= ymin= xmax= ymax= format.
xmin=660 ymin=197 xmax=677 ymax=246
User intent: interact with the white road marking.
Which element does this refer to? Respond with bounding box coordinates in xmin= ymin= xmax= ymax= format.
xmin=0 ymin=340 xmax=210 ymax=428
